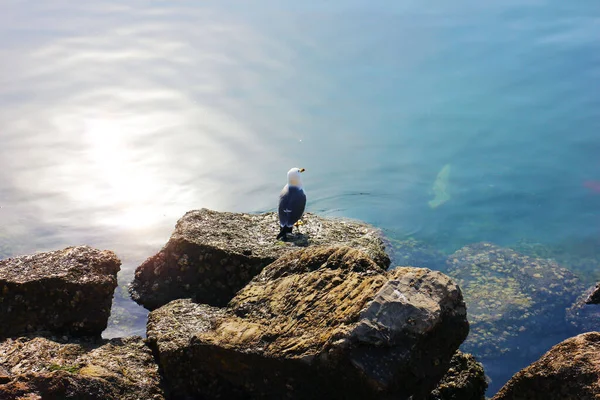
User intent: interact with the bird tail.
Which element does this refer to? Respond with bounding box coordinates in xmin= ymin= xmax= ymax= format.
xmin=276 ymin=226 xmax=293 ymax=240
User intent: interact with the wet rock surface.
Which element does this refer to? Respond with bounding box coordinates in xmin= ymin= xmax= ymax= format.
xmin=446 ymin=242 xmax=584 ymax=357
xmin=0 ymin=246 xmax=121 ymax=339
xmin=428 ymin=351 xmax=487 ymax=400
xmin=130 ymin=209 xmax=390 ymax=310
xmin=586 ymin=283 xmax=600 ymax=304
xmin=492 ymin=332 xmax=600 ymax=400
xmin=0 ymin=335 xmax=165 ymax=400
xmin=147 ymin=246 xmax=468 ymax=400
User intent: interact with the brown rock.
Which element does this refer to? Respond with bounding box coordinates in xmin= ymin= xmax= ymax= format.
xmin=147 ymin=246 xmax=468 ymax=400
xmin=130 ymin=209 xmax=390 ymax=310
xmin=0 ymin=365 xmax=9 ymax=384
xmin=0 ymin=246 xmax=120 ymax=338
xmin=0 ymin=336 xmax=165 ymax=400
xmin=492 ymin=332 xmax=600 ymax=400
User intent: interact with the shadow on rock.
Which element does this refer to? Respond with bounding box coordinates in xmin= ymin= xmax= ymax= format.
xmin=129 ymin=209 xmax=390 ymax=311
xmin=147 ymin=246 xmax=468 ymax=400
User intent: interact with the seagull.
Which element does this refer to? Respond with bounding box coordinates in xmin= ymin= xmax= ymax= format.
xmin=277 ymin=167 xmax=306 ymax=241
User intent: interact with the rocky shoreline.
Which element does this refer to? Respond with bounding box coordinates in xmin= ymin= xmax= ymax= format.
xmin=0 ymin=208 xmax=598 ymax=399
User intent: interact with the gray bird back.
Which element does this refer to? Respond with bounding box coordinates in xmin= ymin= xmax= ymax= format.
xmin=278 ymin=185 xmax=306 ymax=227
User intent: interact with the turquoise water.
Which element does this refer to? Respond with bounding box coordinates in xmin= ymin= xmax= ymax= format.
xmin=1 ymin=1 xmax=599 ymax=395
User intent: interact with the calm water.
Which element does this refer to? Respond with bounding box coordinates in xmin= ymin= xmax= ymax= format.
xmin=1 ymin=0 xmax=599 ymax=395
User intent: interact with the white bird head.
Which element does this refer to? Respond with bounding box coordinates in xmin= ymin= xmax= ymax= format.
xmin=287 ymin=167 xmax=305 ymax=187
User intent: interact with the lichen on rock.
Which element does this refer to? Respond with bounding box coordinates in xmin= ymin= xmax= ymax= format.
xmin=492 ymin=332 xmax=600 ymax=400
xmin=0 ymin=336 xmax=165 ymax=400
xmin=0 ymin=246 xmax=121 ymax=339
xmin=130 ymin=209 xmax=390 ymax=310
xmin=147 ymin=246 xmax=468 ymax=400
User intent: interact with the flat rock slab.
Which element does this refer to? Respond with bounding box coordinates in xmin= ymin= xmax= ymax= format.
xmin=446 ymin=242 xmax=583 ymax=357
xmin=0 ymin=336 xmax=164 ymax=400
xmin=130 ymin=209 xmax=390 ymax=310
xmin=147 ymin=246 xmax=467 ymax=400
xmin=492 ymin=332 xmax=600 ymax=400
xmin=0 ymin=246 xmax=120 ymax=338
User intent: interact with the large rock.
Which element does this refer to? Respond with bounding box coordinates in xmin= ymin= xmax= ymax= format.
xmin=428 ymin=351 xmax=487 ymax=400
xmin=492 ymin=332 xmax=600 ymax=400
xmin=0 ymin=246 xmax=120 ymax=338
xmin=130 ymin=209 xmax=390 ymax=310
xmin=446 ymin=242 xmax=584 ymax=357
xmin=147 ymin=246 xmax=468 ymax=400
xmin=0 ymin=336 xmax=164 ymax=400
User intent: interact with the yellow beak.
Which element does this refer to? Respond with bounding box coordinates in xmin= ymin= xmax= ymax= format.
xmin=299 ymin=168 xmax=305 ymax=172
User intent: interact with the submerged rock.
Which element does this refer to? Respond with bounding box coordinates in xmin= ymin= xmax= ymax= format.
xmin=565 ymin=289 xmax=600 ymax=333
xmin=428 ymin=351 xmax=487 ymax=400
xmin=388 ymin=237 xmax=448 ymax=272
xmin=492 ymin=332 xmax=600 ymax=400
xmin=446 ymin=242 xmax=584 ymax=358
xmin=0 ymin=336 xmax=164 ymax=400
xmin=0 ymin=246 xmax=120 ymax=339
xmin=147 ymin=246 xmax=468 ymax=400
xmin=513 ymin=238 xmax=600 ymax=283
xmin=130 ymin=209 xmax=390 ymax=310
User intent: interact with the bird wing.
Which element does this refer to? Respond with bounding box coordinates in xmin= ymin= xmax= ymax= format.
xmin=278 ymin=185 xmax=306 ymax=227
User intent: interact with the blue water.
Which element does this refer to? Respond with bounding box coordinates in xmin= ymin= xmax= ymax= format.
xmin=1 ymin=1 xmax=599 ymax=395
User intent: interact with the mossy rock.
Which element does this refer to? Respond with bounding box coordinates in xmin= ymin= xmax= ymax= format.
xmin=130 ymin=209 xmax=390 ymax=310
xmin=0 ymin=336 xmax=164 ymax=400
xmin=447 ymin=242 xmax=584 ymax=357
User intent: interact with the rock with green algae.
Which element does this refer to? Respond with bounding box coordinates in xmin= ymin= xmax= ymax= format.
xmin=146 ymin=246 xmax=468 ymax=400
xmin=446 ymin=242 xmax=584 ymax=358
xmin=0 ymin=336 xmax=165 ymax=400
xmin=0 ymin=246 xmax=121 ymax=339
xmin=428 ymin=351 xmax=487 ymax=400
xmin=513 ymin=239 xmax=600 ymax=282
xmin=492 ymin=332 xmax=600 ymax=400
xmin=130 ymin=208 xmax=390 ymax=310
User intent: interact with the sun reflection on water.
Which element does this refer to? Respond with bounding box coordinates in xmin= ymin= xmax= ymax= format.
xmin=0 ymin=3 xmax=308 ymax=254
